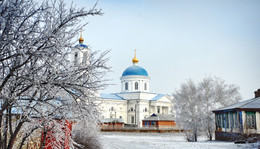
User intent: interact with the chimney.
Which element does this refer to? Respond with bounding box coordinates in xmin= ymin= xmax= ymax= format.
xmin=254 ymin=89 xmax=260 ymax=98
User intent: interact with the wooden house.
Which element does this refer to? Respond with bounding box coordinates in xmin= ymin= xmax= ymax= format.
xmin=212 ymin=89 xmax=260 ymax=141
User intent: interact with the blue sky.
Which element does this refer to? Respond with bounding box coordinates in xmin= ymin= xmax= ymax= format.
xmin=74 ymin=0 xmax=260 ymax=99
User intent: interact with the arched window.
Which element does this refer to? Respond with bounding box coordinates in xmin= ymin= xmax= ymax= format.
xmin=135 ymin=82 xmax=138 ymax=90
xmin=111 ymin=107 xmax=114 ymax=111
xmin=74 ymin=52 xmax=78 ymax=59
xmin=82 ymin=52 xmax=88 ymax=64
xmin=125 ymin=82 xmax=128 ymax=90
xmin=144 ymin=83 xmax=147 ymax=90
xmin=74 ymin=52 xmax=78 ymax=65
xmin=144 ymin=108 xmax=147 ymax=112
xmin=130 ymin=107 xmax=134 ymax=112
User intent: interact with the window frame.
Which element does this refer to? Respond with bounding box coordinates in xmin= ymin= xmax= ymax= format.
xmin=135 ymin=82 xmax=138 ymax=90
xmin=125 ymin=82 xmax=128 ymax=91
xmin=246 ymin=111 xmax=256 ymax=129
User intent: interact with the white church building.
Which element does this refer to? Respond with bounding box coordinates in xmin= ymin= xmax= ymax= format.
xmin=99 ymin=52 xmax=173 ymax=127
xmin=72 ymin=33 xmax=173 ymax=127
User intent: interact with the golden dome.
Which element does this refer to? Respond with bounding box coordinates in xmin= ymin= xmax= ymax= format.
xmin=132 ymin=57 xmax=139 ymax=64
xmin=132 ymin=49 xmax=139 ymax=64
xmin=79 ymin=36 xmax=84 ymax=43
xmin=79 ymin=29 xmax=84 ymax=43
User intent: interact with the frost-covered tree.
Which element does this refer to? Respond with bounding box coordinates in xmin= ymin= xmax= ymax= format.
xmin=198 ymin=77 xmax=241 ymax=140
xmin=0 ymin=0 xmax=108 ymax=148
xmin=173 ymin=77 xmax=241 ymax=142
xmin=72 ymin=120 xmax=101 ymax=149
xmin=173 ymin=79 xmax=203 ymax=142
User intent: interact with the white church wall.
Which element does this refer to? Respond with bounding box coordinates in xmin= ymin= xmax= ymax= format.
xmin=138 ymin=100 xmax=150 ymax=127
xmin=139 ymin=93 xmax=157 ymax=100
xmin=99 ymin=99 xmax=127 ymax=122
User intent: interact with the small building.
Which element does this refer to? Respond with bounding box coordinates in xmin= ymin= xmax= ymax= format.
xmin=142 ymin=113 xmax=176 ymax=128
xmin=212 ymin=89 xmax=260 ymax=141
xmin=101 ymin=118 xmax=124 ymax=129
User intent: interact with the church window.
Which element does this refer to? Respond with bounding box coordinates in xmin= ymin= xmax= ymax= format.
xmin=246 ymin=112 xmax=256 ymax=129
xmin=110 ymin=107 xmax=114 ymax=111
xmin=144 ymin=83 xmax=147 ymax=90
xmin=119 ymin=116 xmax=122 ymax=119
xmin=75 ymin=52 xmax=78 ymax=58
xmin=82 ymin=51 xmax=88 ymax=64
xmin=125 ymin=82 xmax=128 ymax=90
xmin=144 ymin=108 xmax=147 ymax=112
xmin=74 ymin=52 xmax=78 ymax=65
xmin=130 ymin=107 xmax=134 ymax=112
xmin=135 ymin=82 xmax=138 ymax=90
xmin=131 ymin=116 xmax=135 ymax=124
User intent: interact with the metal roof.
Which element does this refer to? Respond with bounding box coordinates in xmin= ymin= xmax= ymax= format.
xmin=122 ymin=65 xmax=148 ymax=77
xmin=101 ymin=118 xmax=124 ymax=123
xmin=75 ymin=44 xmax=88 ymax=48
xmin=100 ymin=93 xmax=124 ymax=100
xmin=150 ymin=94 xmax=165 ymax=101
xmin=143 ymin=113 xmax=175 ymax=121
xmin=213 ymin=97 xmax=260 ymax=112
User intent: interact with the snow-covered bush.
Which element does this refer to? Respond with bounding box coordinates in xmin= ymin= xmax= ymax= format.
xmin=72 ymin=120 xmax=101 ymax=149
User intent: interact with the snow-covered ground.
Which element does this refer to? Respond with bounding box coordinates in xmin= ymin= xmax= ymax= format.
xmin=100 ymin=132 xmax=259 ymax=149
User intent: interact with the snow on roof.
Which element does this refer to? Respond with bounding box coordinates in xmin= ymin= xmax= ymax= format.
xmin=150 ymin=94 xmax=165 ymax=101
xmin=213 ymin=97 xmax=260 ymax=112
xmin=101 ymin=118 xmax=124 ymax=123
xmin=143 ymin=113 xmax=175 ymax=121
xmin=100 ymin=93 xmax=124 ymax=100
xmin=0 ymin=97 xmax=73 ymax=118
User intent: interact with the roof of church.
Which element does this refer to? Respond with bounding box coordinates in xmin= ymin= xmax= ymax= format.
xmin=143 ymin=113 xmax=175 ymax=121
xmin=100 ymin=93 xmax=124 ymax=100
xmin=213 ymin=97 xmax=260 ymax=112
xmin=150 ymin=94 xmax=165 ymax=101
xmin=100 ymin=93 xmax=168 ymax=101
xmin=122 ymin=65 xmax=148 ymax=77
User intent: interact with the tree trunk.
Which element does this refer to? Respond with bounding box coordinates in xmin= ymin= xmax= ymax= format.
xmin=7 ymin=121 xmax=24 ymax=149
xmin=194 ymin=132 xmax=197 ymax=142
xmin=0 ymin=114 xmax=2 ymax=148
xmin=207 ymin=126 xmax=213 ymax=141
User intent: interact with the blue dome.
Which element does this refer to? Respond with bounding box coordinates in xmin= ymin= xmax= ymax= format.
xmin=122 ymin=66 xmax=148 ymax=77
xmin=75 ymin=44 xmax=88 ymax=48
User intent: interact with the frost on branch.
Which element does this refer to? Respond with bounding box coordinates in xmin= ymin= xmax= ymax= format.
xmin=173 ymin=77 xmax=241 ymax=142
xmin=0 ymin=0 xmax=108 ymax=148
